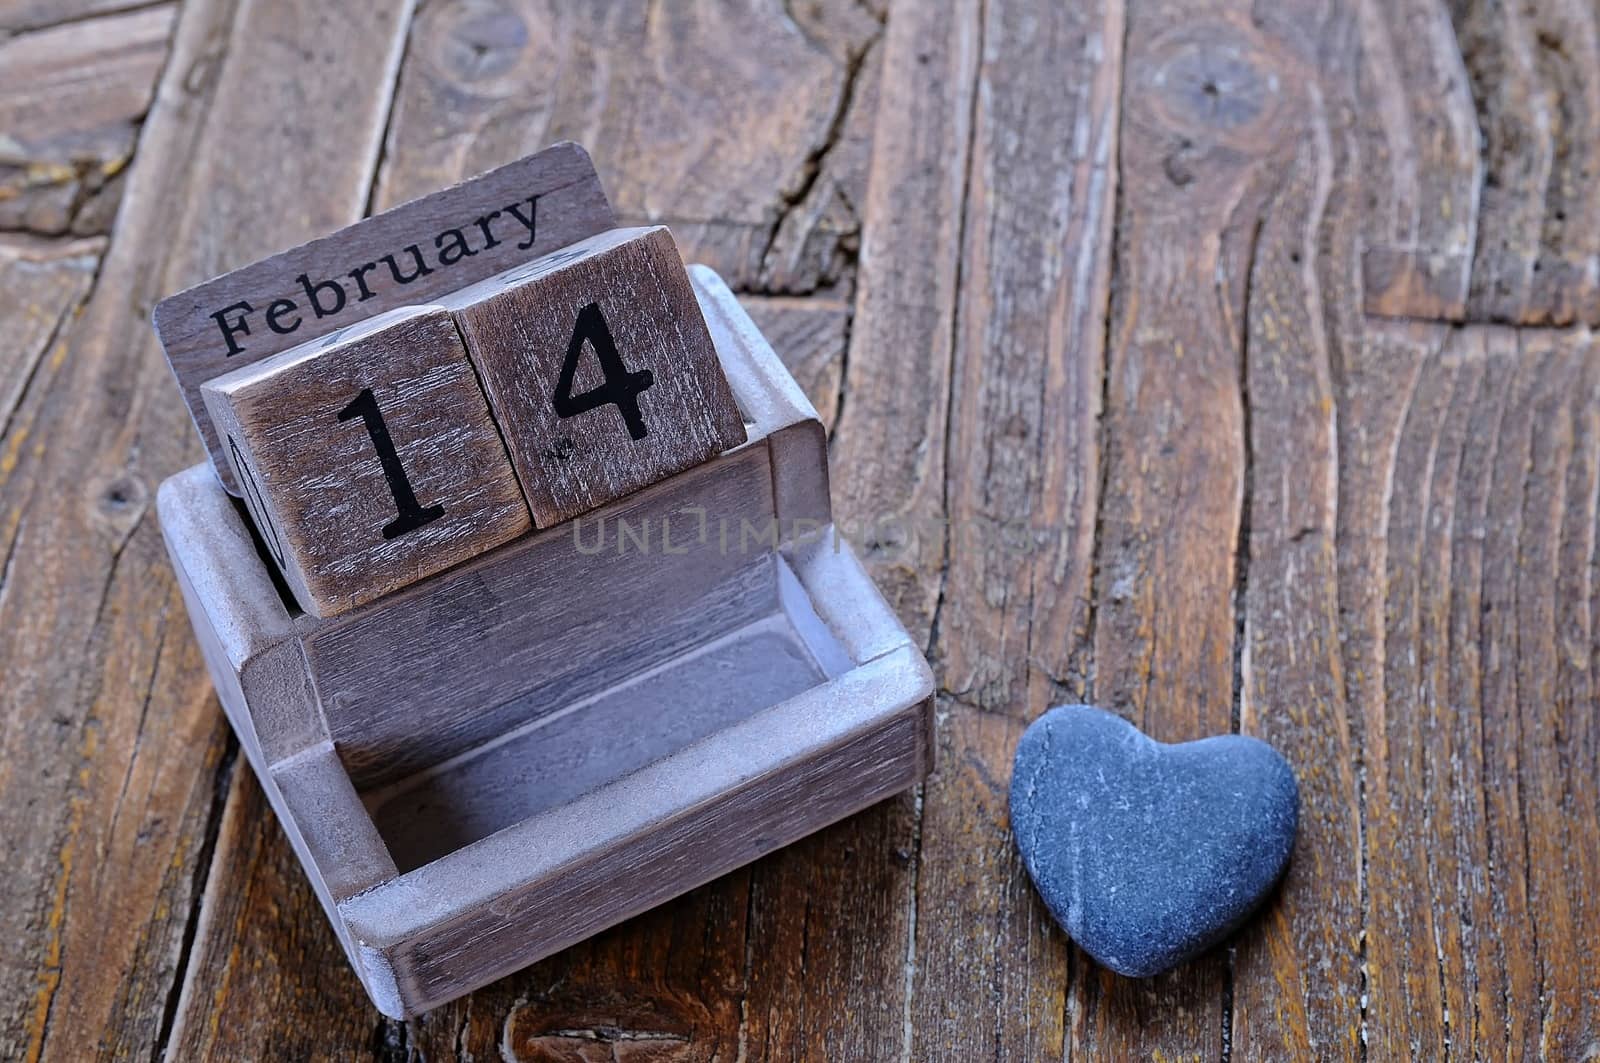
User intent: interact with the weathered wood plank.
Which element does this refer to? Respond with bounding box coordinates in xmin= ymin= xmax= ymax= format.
xmin=0 ymin=236 xmax=112 ymax=1058
xmin=1356 ymin=0 xmax=1481 ymax=320
xmin=1502 ymin=329 xmax=1600 ymax=1056
xmin=830 ymin=0 xmax=971 ymax=648
xmin=0 ymin=0 xmax=158 ymax=34
xmin=754 ymin=2 xmax=884 ymax=295
xmin=935 ymin=0 xmax=1116 ymax=724
xmin=1457 ymin=0 xmax=1552 ymax=322
xmin=1417 ymin=327 xmax=1507 ymax=1057
xmin=1361 ymin=0 xmax=1600 ymax=326
xmin=377 ymin=0 xmax=883 ymax=295
xmin=1473 ymin=329 xmax=1551 ymax=1058
xmin=735 ymin=803 xmax=919 ymax=1061
xmin=0 ymin=236 xmax=103 ymax=437
xmin=1523 ymin=0 xmax=1600 ymax=324
xmin=735 ymin=0 xmax=981 ymax=1054
xmin=1329 ymin=316 xmax=1435 ymax=1054
xmin=0 ymin=0 xmax=416 ymax=1058
xmin=1360 ymin=322 xmax=1459 ymax=1058
xmin=1434 ymin=326 xmax=1521 ymax=1057
xmin=1343 ymin=320 xmax=1600 ymax=1057
xmin=1076 ymin=1 xmax=1310 ymax=1052
xmin=1564 ymin=339 xmax=1600 ymax=1052
xmin=1554 ymin=336 xmax=1600 ymax=1053
xmin=1230 ymin=38 xmax=1366 ymax=1054
xmin=910 ymin=0 xmax=1120 ymax=1055
xmin=0 ymin=5 xmax=175 ymax=235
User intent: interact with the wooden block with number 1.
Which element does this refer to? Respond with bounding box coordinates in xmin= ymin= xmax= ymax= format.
xmin=201 ymin=305 xmax=532 ymax=618
xmin=443 ymin=225 xmax=747 ymax=526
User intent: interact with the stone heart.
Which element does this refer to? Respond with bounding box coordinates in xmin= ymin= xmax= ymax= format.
xmin=1009 ymin=704 xmax=1298 ymax=977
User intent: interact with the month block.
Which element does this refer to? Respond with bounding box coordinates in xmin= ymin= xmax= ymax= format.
xmin=201 ymin=305 xmax=531 ymax=617
xmin=153 ymin=142 xmax=616 ymax=495
xmin=444 ymin=225 xmax=747 ymax=526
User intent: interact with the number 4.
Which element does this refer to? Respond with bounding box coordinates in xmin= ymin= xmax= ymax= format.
xmin=552 ymin=302 xmax=654 ymax=440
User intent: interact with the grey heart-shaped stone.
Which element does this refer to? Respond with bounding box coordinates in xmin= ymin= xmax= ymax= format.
xmin=1009 ymin=704 xmax=1298 ymax=977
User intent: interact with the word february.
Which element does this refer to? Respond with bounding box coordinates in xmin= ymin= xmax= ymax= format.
xmin=210 ymin=197 xmax=541 ymax=356
xmin=152 ymin=142 xmax=617 ymax=497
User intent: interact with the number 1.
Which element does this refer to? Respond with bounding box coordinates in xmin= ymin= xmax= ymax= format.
xmin=339 ymin=388 xmax=445 ymax=539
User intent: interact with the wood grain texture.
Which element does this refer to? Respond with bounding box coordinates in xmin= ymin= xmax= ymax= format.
xmin=162 ymin=770 xmax=388 ymax=1062
xmin=1355 ymin=0 xmax=1480 ymax=320
xmin=1360 ymin=0 xmax=1600 ymax=326
xmin=1078 ymin=1 xmax=1284 ymax=1053
xmin=10 ymin=0 xmax=1600 ymax=1054
xmin=0 ymin=236 xmax=104 ymax=435
xmin=445 ymin=225 xmax=746 ymax=525
xmin=1342 ymin=322 xmax=1600 ymax=1059
xmin=154 ymin=141 xmax=615 ymax=494
xmin=376 ymin=0 xmax=884 ymax=296
xmin=0 ymin=0 xmax=161 ymax=34
xmin=831 ymin=0 xmax=974 ymax=648
xmin=0 ymin=0 xmax=415 ymax=1058
xmin=1230 ymin=14 xmax=1366 ymax=1053
xmin=1521 ymin=0 xmax=1600 ymax=324
xmin=203 ymin=305 xmax=530 ymax=617
xmin=908 ymin=0 xmax=1119 ymax=1056
xmin=717 ymin=3 xmax=987 ymax=1058
xmin=0 ymin=5 xmax=175 ymax=235
xmin=1456 ymin=0 xmax=1551 ymax=323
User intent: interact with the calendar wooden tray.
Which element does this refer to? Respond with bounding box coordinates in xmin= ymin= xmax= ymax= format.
xmin=156 ymin=267 xmax=935 ymax=1017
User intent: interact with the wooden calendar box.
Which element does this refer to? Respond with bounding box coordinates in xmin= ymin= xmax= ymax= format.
xmin=157 ymin=268 xmax=935 ymax=1017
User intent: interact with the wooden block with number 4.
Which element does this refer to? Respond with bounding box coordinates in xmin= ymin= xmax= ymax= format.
xmin=201 ymin=305 xmax=532 ymax=618
xmin=443 ymin=225 xmax=747 ymax=525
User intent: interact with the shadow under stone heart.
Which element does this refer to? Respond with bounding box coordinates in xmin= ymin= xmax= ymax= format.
xmin=1009 ymin=704 xmax=1299 ymax=978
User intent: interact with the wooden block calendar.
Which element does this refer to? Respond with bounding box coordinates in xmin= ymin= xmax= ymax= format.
xmin=152 ymin=146 xmax=934 ymax=1017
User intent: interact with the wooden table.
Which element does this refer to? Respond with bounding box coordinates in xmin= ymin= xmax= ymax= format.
xmin=3 ymin=0 xmax=1596 ymax=1058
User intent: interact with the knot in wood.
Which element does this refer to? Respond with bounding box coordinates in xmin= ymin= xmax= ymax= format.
xmin=1136 ymin=25 xmax=1291 ymax=155
xmin=420 ymin=0 xmax=529 ymax=91
xmin=92 ymin=473 xmax=149 ymax=532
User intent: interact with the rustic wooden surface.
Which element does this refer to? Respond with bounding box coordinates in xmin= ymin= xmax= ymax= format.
xmin=3 ymin=0 xmax=1598 ymax=1059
